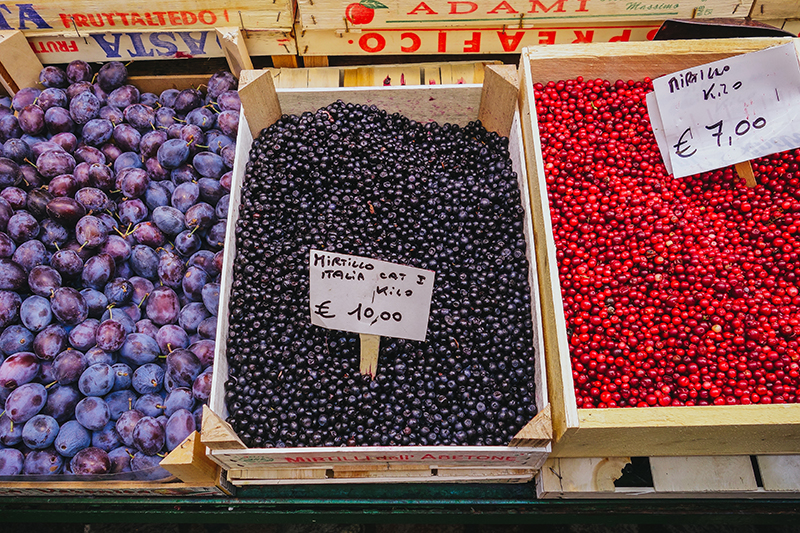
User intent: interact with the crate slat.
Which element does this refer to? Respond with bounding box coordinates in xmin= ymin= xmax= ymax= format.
xmin=538 ymin=457 xmax=631 ymax=497
xmin=757 ymin=455 xmax=800 ymax=491
xmin=0 ymin=431 xmax=231 ymax=496
xmin=650 ymin=456 xmax=758 ymax=493
xmin=538 ymin=455 xmax=800 ymax=498
xmin=295 ymin=23 xmax=663 ymax=56
xmin=228 ymin=466 xmax=535 ymax=484
xmin=520 ymin=37 xmax=800 ymax=459
xmin=296 ymin=0 xmax=747 ymax=30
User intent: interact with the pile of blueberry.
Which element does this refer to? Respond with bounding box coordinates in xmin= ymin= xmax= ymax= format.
xmin=226 ymin=101 xmax=538 ymax=448
xmin=0 ymin=61 xmax=237 ymax=478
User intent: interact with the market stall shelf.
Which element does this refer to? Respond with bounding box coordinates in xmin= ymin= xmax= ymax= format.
xmin=294 ymin=22 xmax=665 ymax=58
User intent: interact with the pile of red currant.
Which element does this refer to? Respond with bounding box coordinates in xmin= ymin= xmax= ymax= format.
xmin=535 ymin=76 xmax=800 ymax=409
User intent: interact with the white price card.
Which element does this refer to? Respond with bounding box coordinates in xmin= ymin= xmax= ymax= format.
xmin=650 ymin=42 xmax=800 ymax=178
xmin=309 ymin=249 xmax=435 ymax=341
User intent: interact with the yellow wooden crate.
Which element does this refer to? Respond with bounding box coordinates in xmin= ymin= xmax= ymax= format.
xmin=519 ymin=37 xmax=800 ymax=458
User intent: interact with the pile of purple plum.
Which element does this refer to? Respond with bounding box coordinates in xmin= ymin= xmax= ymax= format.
xmin=0 ymin=61 xmax=238 ymax=478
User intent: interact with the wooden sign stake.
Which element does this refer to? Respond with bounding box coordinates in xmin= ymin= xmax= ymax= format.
xmin=735 ymin=160 xmax=757 ymax=188
xmin=359 ymin=333 xmax=381 ymax=378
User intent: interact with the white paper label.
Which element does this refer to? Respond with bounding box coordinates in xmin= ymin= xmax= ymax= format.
xmin=650 ymin=42 xmax=800 ymax=178
xmin=309 ymin=249 xmax=435 ymax=341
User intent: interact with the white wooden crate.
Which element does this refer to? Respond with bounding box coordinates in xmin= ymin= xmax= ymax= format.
xmin=202 ymin=67 xmax=553 ymax=485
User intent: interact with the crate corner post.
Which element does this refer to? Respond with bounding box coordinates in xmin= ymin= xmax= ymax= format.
xmin=238 ymin=69 xmax=283 ymax=139
xmin=201 ymin=405 xmax=247 ymax=451
xmin=0 ymin=30 xmax=42 ymax=96
xmin=160 ymin=431 xmax=220 ymax=486
xmin=215 ymin=27 xmax=255 ymax=79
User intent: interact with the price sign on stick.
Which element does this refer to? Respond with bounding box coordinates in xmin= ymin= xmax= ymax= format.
xmin=649 ymin=42 xmax=800 ymax=179
xmin=309 ymin=249 xmax=435 ymax=342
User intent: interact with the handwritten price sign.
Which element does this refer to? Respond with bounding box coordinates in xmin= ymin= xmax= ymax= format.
xmin=309 ymin=249 xmax=435 ymax=341
xmin=648 ymin=42 xmax=800 ymax=178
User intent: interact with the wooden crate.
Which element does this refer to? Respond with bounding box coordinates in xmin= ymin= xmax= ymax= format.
xmin=519 ymin=37 xmax=800 ymax=458
xmin=295 ymin=22 xmax=663 ymax=56
xmin=203 ymin=65 xmax=552 ymax=485
xmin=295 ymin=0 xmax=748 ymax=31
xmin=0 ymin=432 xmax=233 ymax=496
xmin=538 ymin=455 xmax=800 ymax=498
xmin=0 ymin=48 xmax=231 ymax=494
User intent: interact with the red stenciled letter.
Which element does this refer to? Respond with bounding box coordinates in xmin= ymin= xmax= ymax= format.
xmin=528 ymin=0 xmax=566 ymax=12
xmin=199 ymin=10 xmax=216 ymax=24
xmin=463 ymin=31 xmax=480 ymax=52
xmin=437 ymin=31 xmax=447 ymax=52
xmin=572 ymin=30 xmax=593 ymax=42
xmin=407 ymin=1 xmax=437 ymax=14
xmin=400 ymin=32 xmax=421 ymax=52
xmin=181 ymin=11 xmax=198 ymax=24
xmin=449 ymin=2 xmax=478 ymax=14
xmin=609 ymin=29 xmax=631 ymax=41
xmin=359 ymin=33 xmax=386 ymax=53
xmin=497 ymin=31 xmax=524 ymax=51
xmin=488 ymin=1 xmax=519 ymax=14
xmin=538 ymin=30 xmax=556 ymax=44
